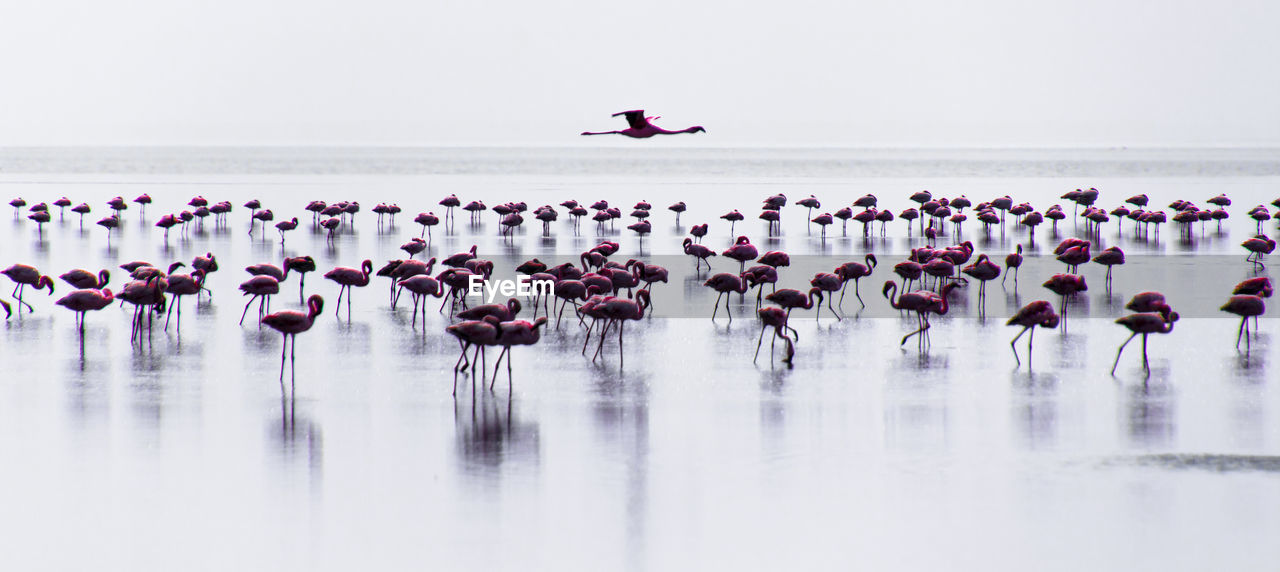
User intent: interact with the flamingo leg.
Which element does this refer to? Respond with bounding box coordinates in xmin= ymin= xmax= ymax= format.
xmin=711 ymin=292 xmax=722 ymax=320
xmin=490 ymin=347 xmax=508 ymax=390
xmin=618 ymin=321 xmax=625 ymax=369
xmin=1010 ymin=326 xmax=1030 ymax=365
xmin=1236 ymin=317 xmax=1247 ymax=349
xmin=1027 ymin=326 xmax=1036 ymax=371
xmin=278 ymin=332 xmax=288 ymax=386
xmin=240 ymin=295 xmax=258 ymax=325
xmin=754 ymin=322 xmax=767 ymax=362
xmin=1141 ymin=333 xmax=1150 ymax=372
xmin=1111 ymin=332 xmax=1138 ymax=375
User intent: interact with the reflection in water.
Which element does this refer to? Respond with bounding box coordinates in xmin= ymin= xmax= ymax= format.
xmin=270 ymin=396 xmax=324 ymax=493
xmin=1011 ymin=371 xmax=1060 ymax=449
xmin=454 ymin=394 xmax=540 ymax=478
xmin=592 ymin=375 xmax=650 ymax=572
xmin=1125 ymin=382 xmax=1175 ymax=447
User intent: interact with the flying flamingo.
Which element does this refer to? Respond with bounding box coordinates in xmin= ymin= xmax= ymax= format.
xmin=754 ymin=307 xmax=795 ymax=365
xmin=580 ymin=110 xmax=706 ymax=138
xmin=1006 ymin=300 xmax=1060 ymax=368
xmin=239 ymin=275 xmax=280 ymax=326
xmin=705 ymin=272 xmax=748 ymax=320
xmin=262 ymin=295 xmax=325 ymax=393
xmin=2 ymin=264 xmax=54 ymax=314
xmin=1222 ymin=294 xmax=1266 ymax=355
xmin=1111 ymin=305 xmax=1179 ymax=375
xmin=834 ymin=254 xmax=877 ymax=308
xmin=489 ymin=317 xmax=551 ymax=389
xmin=55 ymin=288 xmax=114 ymax=338
xmin=324 ymin=260 xmax=373 ymax=320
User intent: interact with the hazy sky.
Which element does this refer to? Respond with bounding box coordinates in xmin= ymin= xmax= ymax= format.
xmin=2 ymin=0 xmax=1277 ymax=147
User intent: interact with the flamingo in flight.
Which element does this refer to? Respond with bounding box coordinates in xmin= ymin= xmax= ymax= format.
xmin=581 ymin=110 xmax=706 ymax=138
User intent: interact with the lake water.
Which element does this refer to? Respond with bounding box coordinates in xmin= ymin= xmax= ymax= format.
xmin=0 ymin=147 xmax=1278 ymax=570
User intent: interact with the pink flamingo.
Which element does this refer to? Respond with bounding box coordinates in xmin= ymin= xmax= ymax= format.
xmin=721 ymin=210 xmax=745 ymax=236
xmin=834 ymin=254 xmax=877 ymax=308
xmin=2 ymin=264 xmax=54 ymax=314
xmin=239 ymin=275 xmax=280 ymax=326
xmin=690 ymin=223 xmax=708 ymax=243
xmin=458 ymin=298 xmax=522 ymax=322
xmin=276 ymin=217 xmax=298 ymax=243
xmin=765 ymin=287 xmax=821 ymax=338
xmin=669 ymin=201 xmax=686 ymax=225
xmin=416 ymin=212 xmax=440 ymax=240
xmin=118 ymin=276 xmax=167 ymax=342
xmin=246 ymin=262 xmax=288 ymax=282
xmin=443 ymin=245 xmax=478 ymax=268
xmin=1092 ymin=246 xmax=1125 ymax=290
xmin=1243 ymin=235 xmax=1275 ymax=270
xmin=262 ymin=295 xmax=325 ymax=391
xmin=1006 ymin=300 xmax=1060 ymax=368
xmin=1043 ymin=274 xmax=1087 ymax=330
xmin=722 ymin=236 xmax=758 ymax=274
xmin=60 ymin=268 xmax=110 ymax=290
xmin=705 ymin=272 xmax=748 ymax=320
xmin=580 ymin=110 xmax=705 ymax=138
xmin=590 ymin=290 xmax=652 ymax=367
xmin=401 ymin=237 xmax=428 ymax=259
xmin=809 ymin=273 xmax=844 ymax=320
xmin=1222 ymin=295 xmax=1266 ymax=355
xmin=165 ymin=268 xmax=205 ymax=331
xmin=961 ymin=254 xmax=1001 ymax=315
xmin=754 ymin=307 xmax=795 ymax=365
xmin=447 ymin=316 xmax=501 ymax=395
xmin=1003 ymin=244 xmax=1024 ymax=287
xmin=893 ymin=261 xmax=923 ymax=291
xmin=883 ymin=280 xmax=964 ymax=350
xmin=398 ymin=274 xmax=446 ymax=328
xmin=683 ymin=238 xmax=716 ymax=271
xmin=1112 ymin=305 xmax=1179 ymax=375
xmin=439 ymin=194 xmax=460 ymax=224
xmin=284 ymin=256 xmax=316 ymax=303
xmin=324 ymin=260 xmax=373 ymax=320
xmin=1056 ymin=242 xmax=1090 ymax=274
xmin=760 ymin=210 xmax=781 ymax=236
xmin=56 ymin=288 xmax=114 ymax=337
xmin=71 ymin=203 xmax=90 ymax=226
xmin=489 ymin=317 xmax=551 ymax=388
xmin=745 ymin=265 xmax=778 ymax=308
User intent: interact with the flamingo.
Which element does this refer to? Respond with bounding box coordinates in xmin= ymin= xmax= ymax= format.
xmin=883 ymin=280 xmax=964 ymax=350
xmin=961 ymin=254 xmax=1001 ymax=316
xmin=809 ymin=273 xmax=844 ymax=320
xmin=683 ymin=238 xmax=717 ymax=271
xmin=489 ymin=317 xmax=551 ymax=389
xmin=812 ymin=212 xmax=833 ymax=238
xmin=669 ymin=201 xmax=686 ymax=225
xmin=324 ymin=260 xmax=373 ymax=320
xmin=722 ymin=236 xmax=758 ymax=273
xmin=401 ymin=237 xmax=428 ymax=259
xmin=398 ymin=274 xmax=446 ymax=327
xmin=2 ymin=264 xmax=54 ymax=314
xmin=284 ymin=256 xmax=317 ymax=304
xmin=262 ymin=295 xmax=325 ymax=392
xmin=721 ymin=210 xmax=745 ymax=236
xmin=447 ymin=317 xmax=501 ymax=395
xmin=705 ymin=272 xmax=748 ymax=320
xmin=744 ymin=265 xmax=778 ymax=308
xmin=71 ymin=203 xmax=90 ymax=226
xmin=765 ymin=287 xmax=821 ymax=337
xmin=580 ymin=110 xmax=706 ymax=138
xmin=893 ymin=261 xmax=923 ymax=291
xmin=1006 ymin=300 xmax=1060 ymax=368
xmin=690 ymin=223 xmax=708 ymax=243
xmin=834 ymin=254 xmax=877 ymax=308
xmin=1111 ymin=305 xmax=1179 ymax=375
xmin=60 ymin=268 xmax=110 ymax=290
xmin=443 ymin=245 xmax=478 ymax=268
xmin=754 ymin=307 xmax=795 ymax=365
xmin=239 ymin=275 xmax=280 ymax=326
xmin=56 ymin=288 xmax=114 ymax=338
xmin=416 ymin=212 xmax=440 ymax=240
xmin=1092 ymin=246 xmax=1125 ymax=289
xmin=1043 ymin=274 xmax=1087 ymax=330
xmin=1003 ymin=244 xmax=1023 ymax=287
xmin=458 ymin=298 xmax=522 ymax=322
xmin=590 ymin=289 xmax=651 ymax=368
xmin=1222 ymin=295 xmax=1266 ymax=355
xmin=118 ymin=276 xmax=167 ymax=342
xmin=155 ymin=266 xmax=201 ymax=329
xmin=1243 ymin=235 xmax=1276 ymax=270
xmin=276 ymin=217 xmax=298 ymax=243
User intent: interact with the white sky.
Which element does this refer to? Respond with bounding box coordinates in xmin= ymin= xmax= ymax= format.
xmin=2 ymin=0 xmax=1277 ymax=147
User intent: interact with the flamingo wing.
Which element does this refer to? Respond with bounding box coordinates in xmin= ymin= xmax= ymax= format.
xmin=612 ymin=110 xmax=648 ymax=130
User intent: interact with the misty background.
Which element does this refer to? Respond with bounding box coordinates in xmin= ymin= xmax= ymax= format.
xmin=2 ymin=0 xmax=1276 ymax=147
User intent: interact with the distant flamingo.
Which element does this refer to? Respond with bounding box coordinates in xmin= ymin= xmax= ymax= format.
xmin=262 ymin=295 xmax=325 ymax=391
xmin=721 ymin=210 xmax=744 ymax=236
xmin=1222 ymin=294 xmax=1266 ymax=355
xmin=2 ymin=264 xmax=54 ymax=314
xmin=669 ymin=201 xmax=686 ymax=225
xmin=1112 ymin=305 xmax=1178 ymax=375
xmin=324 ymin=260 xmax=373 ymax=320
xmin=581 ymin=110 xmax=706 ymax=138
xmin=416 ymin=212 xmax=440 ymax=240
xmin=754 ymin=307 xmax=795 ymax=365
xmin=56 ymin=288 xmax=114 ymax=337
xmin=1006 ymin=300 xmax=1060 ymax=368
